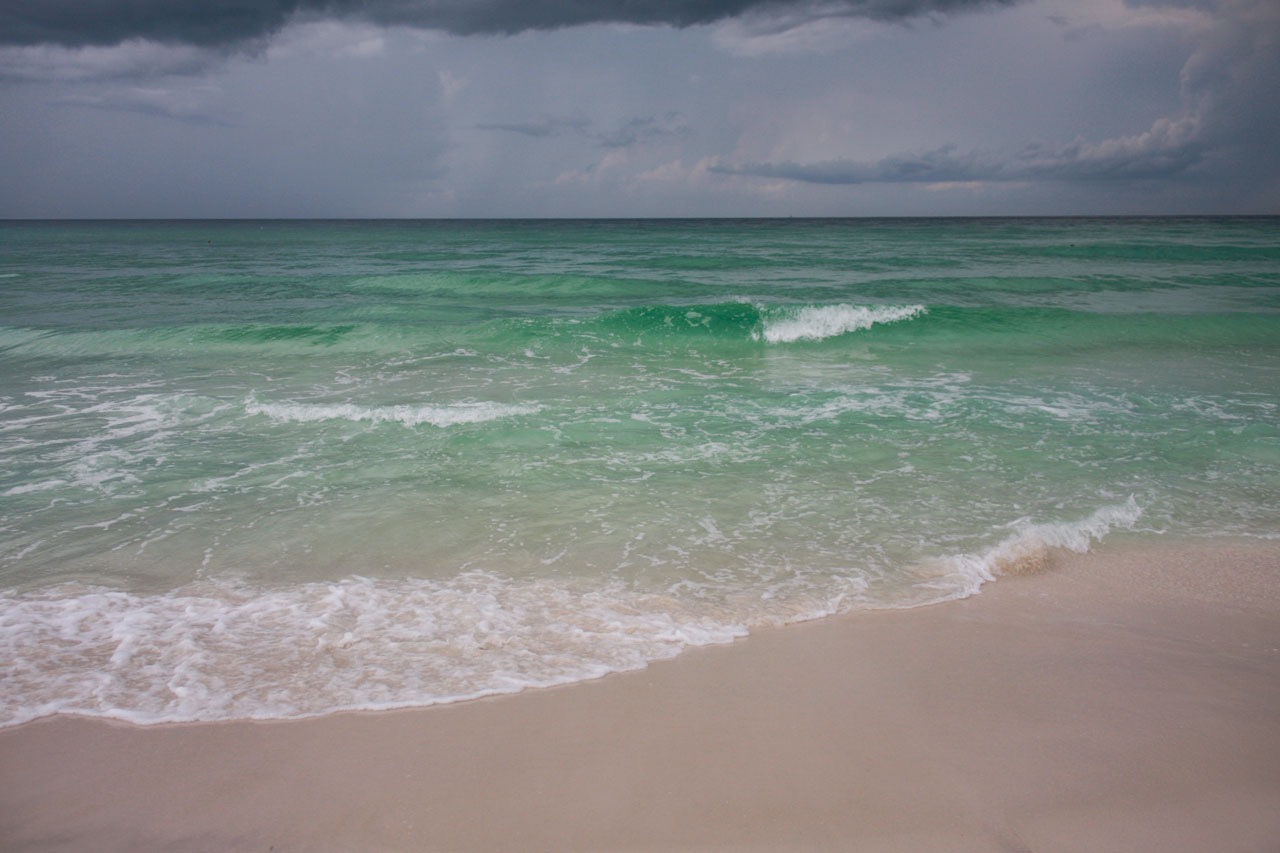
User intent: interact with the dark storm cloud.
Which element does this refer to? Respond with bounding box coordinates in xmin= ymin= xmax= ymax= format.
xmin=0 ymin=1 xmax=296 ymax=49
xmin=0 ymin=0 xmax=1021 ymax=48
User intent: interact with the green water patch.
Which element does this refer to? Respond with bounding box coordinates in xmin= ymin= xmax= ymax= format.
xmin=199 ymin=323 xmax=359 ymax=346
xmin=0 ymin=322 xmax=405 ymax=362
xmin=868 ymin=305 xmax=1280 ymax=351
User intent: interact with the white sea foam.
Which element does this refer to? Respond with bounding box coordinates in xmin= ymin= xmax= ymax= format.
xmin=0 ymin=497 xmax=1149 ymax=728
xmin=2 ymin=391 xmax=191 ymax=496
xmin=3 ymin=479 xmax=68 ymax=497
xmin=920 ymin=497 xmax=1144 ymax=600
xmin=998 ymin=390 xmax=1136 ymax=423
xmin=244 ymin=398 xmax=541 ymax=428
xmin=759 ymin=304 xmax=926 ymax=343
xmin=0 ymin=574 xmax=746 ymax=727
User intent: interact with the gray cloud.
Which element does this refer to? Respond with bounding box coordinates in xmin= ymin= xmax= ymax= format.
xmin=476 ymin=115 xmax=591 ymax=138
xmin=3 ymin=0 xmax=1272 ymax=217
xmin=597 ymin=113 xmax=692 ymax=148
xmin=711 ymin=147 xmax=982 ymax=185
xmin=0 ymin=40 xmax=223 ymax=82
xmin=717 ymin=0 xmax=1276 ymax=193
xmin=480 ymin=112 xmax=691 ymax=149
xmin=1 ymin=0 xmax=1021 ymax=48
xmin=55 ymin=86 xmax=235 ymax=126
xmin=714 ymin=120 xmax=1210 ymax=186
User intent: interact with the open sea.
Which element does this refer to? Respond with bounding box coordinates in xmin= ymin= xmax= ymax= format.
xmin=2 ymin=217 xmax=1278 ymax=726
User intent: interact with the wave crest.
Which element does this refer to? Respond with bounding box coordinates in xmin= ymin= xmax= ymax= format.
xmin=759 ymin=304 xmax=926 ymax=343
xmin=930 ymin=497 xmax=1143 ymax=598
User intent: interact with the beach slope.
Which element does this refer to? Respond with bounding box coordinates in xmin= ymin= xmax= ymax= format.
xmin=2 ymin=540 xmax=1279 ymax=852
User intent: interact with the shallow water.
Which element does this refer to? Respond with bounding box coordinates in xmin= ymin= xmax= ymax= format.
xmin=2 ymin=217 xmax=1278 ymax=724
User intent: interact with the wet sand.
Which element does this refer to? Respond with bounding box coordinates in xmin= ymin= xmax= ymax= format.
xmin=2 ymin=540 xmax=1278 ymax=852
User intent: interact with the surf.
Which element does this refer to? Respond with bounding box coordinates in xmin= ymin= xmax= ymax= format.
xmin=0 ymin=500 xmax=1143 ymax=728
xmin=757 ymin=304 xmax=926 ymax=343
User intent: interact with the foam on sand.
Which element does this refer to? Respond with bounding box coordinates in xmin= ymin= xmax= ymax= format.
xmin=2 ymin=539 xmax=1277 ymax=852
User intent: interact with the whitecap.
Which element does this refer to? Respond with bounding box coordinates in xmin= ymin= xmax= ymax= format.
xmin=759 ymin=304 xmax=926 ymax=344
xmin=918 ymin=497 xmax=1144 ymax=600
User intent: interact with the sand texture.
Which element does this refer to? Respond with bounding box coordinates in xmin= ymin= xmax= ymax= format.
xmin=2 ymin=540 xmax=1279 ymax=852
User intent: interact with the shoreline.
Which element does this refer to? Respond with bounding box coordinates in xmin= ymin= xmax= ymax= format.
xmin=3 ymin=538 xmax=1279 ymax=851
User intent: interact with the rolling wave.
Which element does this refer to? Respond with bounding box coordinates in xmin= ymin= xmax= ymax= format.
xmin=549 ymin=301 xmax=927 ymax=346
xmin=7 ymin=302 xmax=1271 ymax=366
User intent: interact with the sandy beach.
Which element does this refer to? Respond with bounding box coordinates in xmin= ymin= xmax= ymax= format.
xmin=2 ymin=539 xmax=1278 ymax=852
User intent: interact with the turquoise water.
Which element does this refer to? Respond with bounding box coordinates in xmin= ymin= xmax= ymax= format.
xmin=2 ymin=217 xmax=1278 ymax=725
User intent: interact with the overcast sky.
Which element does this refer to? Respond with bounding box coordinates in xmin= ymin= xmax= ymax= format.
xmin=1 ymin=0 xmax=1276 ymax=217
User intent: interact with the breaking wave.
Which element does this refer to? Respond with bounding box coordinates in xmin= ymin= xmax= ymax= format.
xmin=758 ymin=304 xmax=927 ymax=343
xmin=0 ymin=500 xmax=1142 ymax=728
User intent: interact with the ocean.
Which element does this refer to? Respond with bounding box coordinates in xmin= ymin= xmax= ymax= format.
xmin=2 ymin=217 xmax=1278 ymax=726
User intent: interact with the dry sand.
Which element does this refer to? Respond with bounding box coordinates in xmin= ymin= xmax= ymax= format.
xmin=2 ymin=539 xmax=1279 ymax=852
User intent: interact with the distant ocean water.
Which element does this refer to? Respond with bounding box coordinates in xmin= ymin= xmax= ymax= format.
xmin=2 ymin=217 xmax=1278 ymax=726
